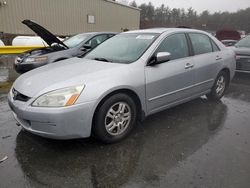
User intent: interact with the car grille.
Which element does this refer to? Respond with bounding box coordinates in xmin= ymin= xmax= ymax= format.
xmin=12 ymin=88 xmax=31 ymax=102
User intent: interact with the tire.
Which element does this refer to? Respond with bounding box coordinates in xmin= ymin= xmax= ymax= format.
xmin=206 ymin=71 xmax=229 ymax=101
xmin=92 ymin=93 xmax=137 ymax=143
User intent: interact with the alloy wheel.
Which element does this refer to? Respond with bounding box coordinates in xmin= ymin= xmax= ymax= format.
xmin=105 ymin=102 xmax=131 ymax=136
xmin=215 ymin=75 xmax=226 ymax=96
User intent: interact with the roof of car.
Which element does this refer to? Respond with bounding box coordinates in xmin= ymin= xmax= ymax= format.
xmin=125 ymin=28 xmax=205 ymax=34
xmin=83 ymin=32 xmax=118 ymax=35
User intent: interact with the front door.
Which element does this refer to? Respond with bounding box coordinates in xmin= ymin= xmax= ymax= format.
xmin=145 ymin=33 xmax=196 ymax=114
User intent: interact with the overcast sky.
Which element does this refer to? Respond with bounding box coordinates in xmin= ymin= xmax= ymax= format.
xmin=126 ymin=0 xmax=250 ymax=13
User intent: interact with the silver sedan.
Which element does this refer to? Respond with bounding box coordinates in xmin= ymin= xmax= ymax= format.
xmin=8 ymin=28 xmax=236 ymax=143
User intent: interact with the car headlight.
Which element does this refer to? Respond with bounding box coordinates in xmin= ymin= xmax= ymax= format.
xmin=25 ymin=56 xmax=48 ymax=63
xmin=32 ymin=85 xmax=85 ymax=107
xmin=14 ymin=56 xmax=23 ymax=65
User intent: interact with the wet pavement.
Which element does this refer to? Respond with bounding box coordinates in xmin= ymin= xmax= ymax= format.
xmin=0 ymin=73 xmax=250 ymax=188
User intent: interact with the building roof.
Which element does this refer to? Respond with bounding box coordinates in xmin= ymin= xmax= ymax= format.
xmin=104 ymin=0 xmax=140 ymax=11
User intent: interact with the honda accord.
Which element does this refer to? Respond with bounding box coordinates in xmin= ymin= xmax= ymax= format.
xmin=8 ymin=28 xmax=236 ymax=143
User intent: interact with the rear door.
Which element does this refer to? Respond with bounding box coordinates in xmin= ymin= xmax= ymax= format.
xmin=188 ymin=33 xmax=223 ymax=93
xmin=145 ymin=33 xmax=196 ymax=114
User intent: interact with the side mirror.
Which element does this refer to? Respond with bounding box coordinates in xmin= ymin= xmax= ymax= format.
xmin=82 ymin=44 xmax=92 ymax=50
xmin=80 ymin=47 xmax=87 ymax=52
xmin=148 ymin=52 xmax=171 ymax=66
xmin=156 ymin=52 xmax=171 ymax=63
xmin=51 ymin=43 xmax=62 ymax=50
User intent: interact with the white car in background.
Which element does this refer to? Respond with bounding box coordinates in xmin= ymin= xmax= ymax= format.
xmin=12 ymin=36 xmax=48 ymax=46
xmin=12 ymin=36 xmax=64 ymax=46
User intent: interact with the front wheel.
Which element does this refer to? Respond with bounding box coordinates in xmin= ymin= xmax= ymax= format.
xmin=206 ymin=71 xmax=229 ymax=101
xmin=92 ymin=93 xmax=137 ymax=143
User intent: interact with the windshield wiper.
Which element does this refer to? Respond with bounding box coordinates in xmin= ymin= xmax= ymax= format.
xmin=93 ymin=57 xmax=112 ymax=62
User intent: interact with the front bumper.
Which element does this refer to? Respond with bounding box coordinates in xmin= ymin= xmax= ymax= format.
xmin=8 ymin=93 xmax=96 ymax=139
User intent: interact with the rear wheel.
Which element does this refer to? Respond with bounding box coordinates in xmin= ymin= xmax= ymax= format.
xmin=92 ymin=93 xmax=137 ymax=143
xmin=206 ymin=71 xmax=229 ymax=101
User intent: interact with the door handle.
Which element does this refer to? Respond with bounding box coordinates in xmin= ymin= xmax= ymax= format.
xmin=216 ymin=56 xmax=222 ymax=61
xmin=185 ymin=63 xmax=194 ymax=69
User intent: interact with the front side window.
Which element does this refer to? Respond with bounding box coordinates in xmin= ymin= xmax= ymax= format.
xmin=63 ymin=33 xmax=91 ymax=48
xmin=156 ymin=33 xmax=189 ymax=60
xmin=86 ymin=35 xmax=109 ymax=48
xmin=85 ymin=33 xmax=159 ymax=64
xmin=189 ymin=33 xmax=213 ymax=55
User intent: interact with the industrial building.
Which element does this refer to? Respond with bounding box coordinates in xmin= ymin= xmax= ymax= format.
xmin=0 ymin=0 xmax=140 ymax=44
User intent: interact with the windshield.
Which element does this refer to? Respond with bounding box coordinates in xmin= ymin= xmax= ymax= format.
xmin=236 ymin=36 xmax=250 ymax=48
xmin=63 ymin=33 xmax=91 ymax=48
xmin=85 ymin=33 xmax=159 ymax=64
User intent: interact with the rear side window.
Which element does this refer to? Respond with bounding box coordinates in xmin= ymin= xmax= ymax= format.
xmin=189 ymin=33 xmax=213 ymax=55
xmin=211 ymin=40 xmax=220 ymax=52
xmin=156 ymin=33 xmax=189 ymax=60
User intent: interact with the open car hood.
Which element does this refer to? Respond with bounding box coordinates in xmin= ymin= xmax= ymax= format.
xmin=22 ymin=19 xmax=68 ymax=49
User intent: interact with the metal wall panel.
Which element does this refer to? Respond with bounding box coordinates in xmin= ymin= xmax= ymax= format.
xmin=0 ymin=0 xmax=140 ymax=35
